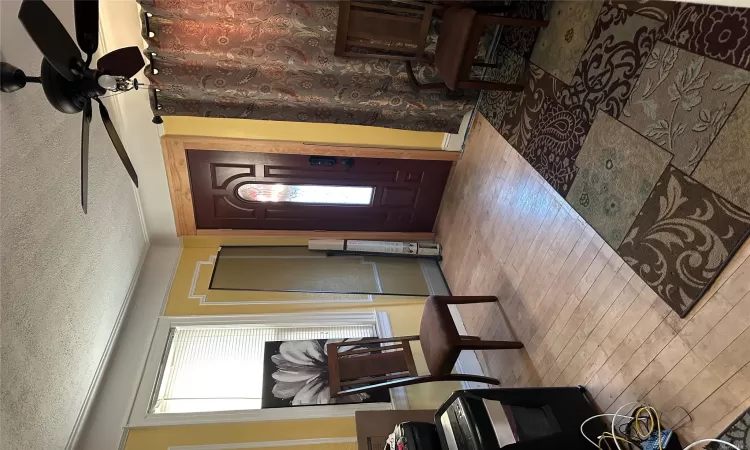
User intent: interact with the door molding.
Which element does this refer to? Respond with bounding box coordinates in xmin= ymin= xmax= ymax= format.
xmin=162 ymin=135 xmax=453 ymax=238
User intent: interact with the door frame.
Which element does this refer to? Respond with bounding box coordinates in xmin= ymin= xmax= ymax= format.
xmin=162 ymin=135 xmax=459 ymax=239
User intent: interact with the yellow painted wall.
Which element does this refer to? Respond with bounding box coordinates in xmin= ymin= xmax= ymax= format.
xmin=162 ymin=116 xmax=445 ymax=149
xmin=124 ymin=236 xmax=460 ymax=450
xmin=125 ymin=418 xmax=355 ymax=450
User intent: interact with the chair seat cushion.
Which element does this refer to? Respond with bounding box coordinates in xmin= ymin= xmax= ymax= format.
xmin=435 ymin=7 xmax=477 ymax=90
xmin=419 ymin=296 xmax=462 ymax=375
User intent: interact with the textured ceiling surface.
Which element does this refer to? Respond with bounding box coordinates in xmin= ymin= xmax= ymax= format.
xmin=0 ymin=1 xmax=147 ymax=449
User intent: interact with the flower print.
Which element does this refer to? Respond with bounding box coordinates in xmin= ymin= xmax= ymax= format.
xmin=316 ymin=5 xmax=336 ymax=21
xmin=603 ymin=195 xmax=621 ymax=216
xmin=314 ymin=107 xmax=333 ymax=120
xmin=678 ymin=29 xmax=690 ymax=44
xmin=182 ymin=20 xmax=203 ymax=35
xmin=701 ymin=8 xmax=749 ymax=61
xmin=182 ymin=100 xmax=202 ymax=114
xmin=319 ymin=74 xmax=338 ymax=88
xmin=262 ymin=64 xmax=285 ymax=80
xmin=579 ymin=191 xmax=590 ymax=207
xmin=269 ymin=339 xmax=371 ymax=405
xmin=314 ymin=54 xmax=333 ymax=69
xmin=183 ymin=61 xmax=203 ymax=76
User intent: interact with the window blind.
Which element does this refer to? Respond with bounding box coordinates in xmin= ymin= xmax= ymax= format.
xmin=152 ymin=324 xmax=376 ymax=414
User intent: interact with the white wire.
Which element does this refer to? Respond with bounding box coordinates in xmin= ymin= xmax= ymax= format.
xmin=612 ymin=402 xmax=640 ymax=450
xmin=682 ymin=438 xmax=741 ymax=450
xmin=580 ymin=413 xmax=636 ymax=448
xmin=580 ymin=407 xmax=742 ymax=450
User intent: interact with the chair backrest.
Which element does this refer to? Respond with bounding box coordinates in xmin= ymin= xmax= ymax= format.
xmin=335 ymin=1 xmax=437 ymax=61
xmin=327 ymin=336 xmax=419 ymax=396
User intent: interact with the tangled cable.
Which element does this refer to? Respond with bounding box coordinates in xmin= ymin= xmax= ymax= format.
xmin=580 ymin=402 xmax=741 ymax=450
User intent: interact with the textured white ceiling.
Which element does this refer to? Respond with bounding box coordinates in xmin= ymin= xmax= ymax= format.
xmin=0 ymin=1 xmax=147 ymax=449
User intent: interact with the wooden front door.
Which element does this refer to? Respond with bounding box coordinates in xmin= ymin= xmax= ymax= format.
xmin=187 ymin=150 xmax=452 ymax=232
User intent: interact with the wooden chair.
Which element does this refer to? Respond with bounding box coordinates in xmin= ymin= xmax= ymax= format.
xmin=334 ymin=1 xmax=549 ymax=92
xmin=334 ymin=0 xmax=439 ymax=62
xmin=327 ymin=295 xmax=524 ymax=397
xmin=407 ymin=6 xmax=549 ymax=92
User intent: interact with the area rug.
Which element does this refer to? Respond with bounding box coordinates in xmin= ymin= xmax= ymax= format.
xmin=477 ymin=0 xmax=750 ymax=317
xmin=707 ymin=407 xmax=750 ymax=449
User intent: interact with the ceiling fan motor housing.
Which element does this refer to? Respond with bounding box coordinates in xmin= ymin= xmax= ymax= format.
xmin=5 ymin=0 xmax=144 ymax=213
xmin=41 ymin=58 xmax=87 ymax=113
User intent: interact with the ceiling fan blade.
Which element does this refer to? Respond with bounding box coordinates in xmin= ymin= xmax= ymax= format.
xmin=74 ymin=0 xmax=99 ymax=59
xmin=97 ymin=47 xmax=145 ymax=79
xmin=81 ymin=99 xmax=92 ymax=214
xmin=18 ymin=0 xmax=83 ymax=81
xmin=95 ymin=98 xmax=139 ymax=187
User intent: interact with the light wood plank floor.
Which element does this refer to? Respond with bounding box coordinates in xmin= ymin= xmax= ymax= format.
xmin=436 ymin=114 xmax=750 ymax=445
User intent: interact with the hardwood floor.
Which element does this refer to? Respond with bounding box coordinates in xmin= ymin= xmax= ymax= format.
xmin=436 ymin=114 xmax=750 ymax=445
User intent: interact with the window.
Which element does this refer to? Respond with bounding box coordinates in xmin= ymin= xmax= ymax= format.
xmin=237 ymin=183 xmax=374 ymax=205
xmin=130 ymin=312 xmax=398 ymax=426
xmin=152 ymin=324 xmax=376 ymax=414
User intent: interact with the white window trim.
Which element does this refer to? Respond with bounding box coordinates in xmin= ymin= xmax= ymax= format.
xmin=169 ymin=437 xmax=357 ymax=450
xmin=128 ymin=311 xmax=406 ymax=427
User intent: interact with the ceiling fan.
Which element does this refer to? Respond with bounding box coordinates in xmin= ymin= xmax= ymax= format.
xmin=0 ymin=0 xmax=145 ymax=213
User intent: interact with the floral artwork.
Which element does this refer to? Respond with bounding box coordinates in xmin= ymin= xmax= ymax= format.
xmin=261 ymin=338 xmax=390 ymax=408
xmin=498 ymin=63 xmax=565 ymax=156
xmin=609 ymin=0 xmax=675 ymax=22
xmin=530 ymin=0 xmax=604 ymax=84
xmin=557 ymin=4 xmax=662 ymax=126
xmin=617 ymin=166 xmax=750 ymax=316
xmin=692 ymin=91 xmax=750 ymax=214
xmin=662 ymin=3 xmax=750 ymax=71
xmin=565 ymin=111 xmax=671 ymax=248
xmin=621 ymin=42 xmax=750 ymax=173
xmin=522 ymin=96 xmax=588 ymax=195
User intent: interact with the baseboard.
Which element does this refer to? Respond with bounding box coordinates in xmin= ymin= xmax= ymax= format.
xmin=442 ymin=133 xmax=463 ymax=152
xmin=442 ymin=110 xmax=474 ymax=152
xmin=448 ymin=305 xmax=491 ymax=390
xmin=64 ymin=242 xmax=151 ymax=450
